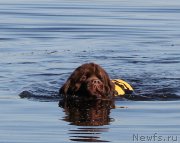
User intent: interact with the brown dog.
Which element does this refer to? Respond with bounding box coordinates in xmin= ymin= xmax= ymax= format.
xmin=59 ymin=63 xmax=116 ymax=99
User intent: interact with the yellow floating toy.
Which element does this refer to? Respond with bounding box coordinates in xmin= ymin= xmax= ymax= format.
xmin=112 ymin=79 xmax=134 ymax=96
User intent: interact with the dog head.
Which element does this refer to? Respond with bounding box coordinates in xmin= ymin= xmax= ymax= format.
xmin=59 ymin=63 xmax=115 ymax=99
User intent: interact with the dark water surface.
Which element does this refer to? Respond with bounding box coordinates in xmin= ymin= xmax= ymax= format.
xmin=0 ymin=0 xmax=180 ymax=142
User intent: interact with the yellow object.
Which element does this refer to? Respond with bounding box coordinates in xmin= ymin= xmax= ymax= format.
xmin=111 ymin=79 xmax=134 ymax=96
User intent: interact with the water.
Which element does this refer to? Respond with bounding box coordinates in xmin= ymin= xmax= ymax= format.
xmin=0 ymin=0 xmax=180 ymax=142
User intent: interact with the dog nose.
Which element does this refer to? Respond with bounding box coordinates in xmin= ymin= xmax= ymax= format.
xmin=92 ymin=79 xmax=102 ymax=85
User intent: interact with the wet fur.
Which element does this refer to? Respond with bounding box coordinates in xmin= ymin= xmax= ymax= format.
xmin=59 ymin=63 xmax=115 ymax=99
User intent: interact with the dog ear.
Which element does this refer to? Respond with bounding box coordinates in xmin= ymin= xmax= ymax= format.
xmin=60 ymin=67 xmax=84 ymax=96
xmin=97 ymin=68 xmax=115 ymax=97
xmin=59 ymin=79 xmax=71 ymax=96
xmin=107 ymin=80 xmax=116 ymax=96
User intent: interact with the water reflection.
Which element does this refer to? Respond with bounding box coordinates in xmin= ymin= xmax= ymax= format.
xmin=69 ymin=127 xmax=110 ymax=142
xmin=59 ymin=98 xmax=115 ymax=142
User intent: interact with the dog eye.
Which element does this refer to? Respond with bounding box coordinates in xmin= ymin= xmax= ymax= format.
xmin=98 ymin=76 xmax=103 ymax=81
xmin=80 ymin=75 xmax=86 ymax=81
